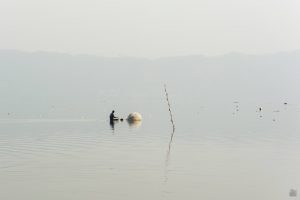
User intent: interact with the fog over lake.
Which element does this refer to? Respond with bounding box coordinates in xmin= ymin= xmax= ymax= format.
xmin=1 ymin=50 xmax=300 ymax=200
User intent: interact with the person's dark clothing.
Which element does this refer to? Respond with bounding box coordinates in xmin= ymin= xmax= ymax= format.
xmin=110 ymin=113 xmax=115 ymax=121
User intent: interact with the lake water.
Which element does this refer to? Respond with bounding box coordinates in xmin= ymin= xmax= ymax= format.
xmin=1 ymin=102 xmax=300 ymax=200
xmin=1 ymin=56 xmax=300 ymax=200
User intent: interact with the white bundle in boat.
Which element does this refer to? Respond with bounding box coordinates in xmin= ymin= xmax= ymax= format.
xmin=127 ymin=112 xmax=142 ymax=122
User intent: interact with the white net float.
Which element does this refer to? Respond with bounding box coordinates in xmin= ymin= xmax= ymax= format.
xmin=127 ymin=112 xmax=142 ymax=122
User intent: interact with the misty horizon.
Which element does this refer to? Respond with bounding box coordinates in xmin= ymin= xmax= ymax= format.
xmin=1 ymin=48 xmax=300 ymax=59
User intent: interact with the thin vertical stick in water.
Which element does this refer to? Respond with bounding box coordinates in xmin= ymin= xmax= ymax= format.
xmin=164 ymin=84 xmax=175 ymax=132
xmin=164 ymin=84 xmax=176 ymax=183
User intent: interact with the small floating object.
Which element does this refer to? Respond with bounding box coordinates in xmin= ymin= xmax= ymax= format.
xmin=127 ymin=112 xmax=142 ymax=122
xmin=284 ymin=102 xmax=288 ymax=105
xmin=120 ymin=118 xmax=124 ymax=121
xmin=259 ymin=107 xmax=262 ymax=111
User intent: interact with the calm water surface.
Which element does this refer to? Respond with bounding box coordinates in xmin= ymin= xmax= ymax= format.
xmin=1 ymin=62 xmax=300 ymax=200
xmin=1 ymin=101 xmax=300 ymax=200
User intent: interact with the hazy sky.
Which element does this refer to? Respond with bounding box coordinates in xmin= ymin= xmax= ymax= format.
xmin=1 ymin=0 xmax=300 ymax=57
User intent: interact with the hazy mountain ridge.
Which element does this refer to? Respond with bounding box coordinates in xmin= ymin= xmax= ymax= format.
xmin=1 ymin=49 xmax=300 ymax=64
xmin=1 ymin=49 xmax=299 ymax=118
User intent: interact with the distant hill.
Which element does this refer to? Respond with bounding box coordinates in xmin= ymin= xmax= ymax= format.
xmin=1 ymin=49 xmax=299 ymax=118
